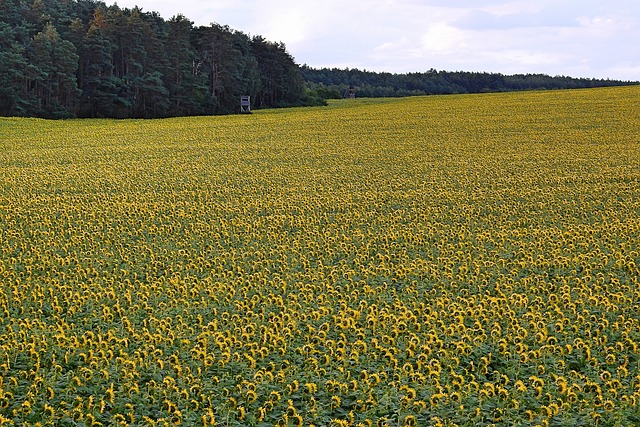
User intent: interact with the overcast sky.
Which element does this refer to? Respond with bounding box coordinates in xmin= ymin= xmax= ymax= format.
xmin=110 ymin=0 xmax=640 ymax=80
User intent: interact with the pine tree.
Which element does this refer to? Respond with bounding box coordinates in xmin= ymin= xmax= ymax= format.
xmin=27 ymin=22 xmax=79 ymax=117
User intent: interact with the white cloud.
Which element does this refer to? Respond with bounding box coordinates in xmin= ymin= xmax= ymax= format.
xmin=420 ymin=23 xmax=468 ymax=53
xmin=258 ymin=4 xmax=310 ymax=45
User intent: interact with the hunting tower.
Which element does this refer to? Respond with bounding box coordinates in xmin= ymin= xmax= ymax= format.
xmin=240 ymin=95 xmax=251 ymax=113
xmin=343 ymin=85 xmax=356 ymax=99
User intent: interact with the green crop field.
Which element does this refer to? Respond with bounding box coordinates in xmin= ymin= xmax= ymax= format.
xmin=1 ymin=86 xmax=640 ymax=426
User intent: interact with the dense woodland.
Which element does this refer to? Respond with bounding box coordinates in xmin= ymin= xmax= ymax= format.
xmin=0 ymin=0 xmax=312 ymax=118
xmin=1 ymin=0 xmax=637 ymax=119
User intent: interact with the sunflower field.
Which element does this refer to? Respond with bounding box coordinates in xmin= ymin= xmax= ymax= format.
xmin=1 ymin=86 xmax=640 ymax=426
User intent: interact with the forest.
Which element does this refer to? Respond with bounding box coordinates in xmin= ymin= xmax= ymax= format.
xmin=0 ymin=0 xmax=313 ymax=118
xmin=1 ymin=0 xmax=637 ymax=119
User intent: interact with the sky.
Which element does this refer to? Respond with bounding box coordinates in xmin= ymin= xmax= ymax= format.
xmin=110 ymin=0 xmax=640 ymax=81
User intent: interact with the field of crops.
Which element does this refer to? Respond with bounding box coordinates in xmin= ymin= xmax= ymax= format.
xmin=1 ymin=86 xmax=640 ymax=426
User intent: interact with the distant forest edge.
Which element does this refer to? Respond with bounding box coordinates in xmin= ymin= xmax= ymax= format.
xmin=1 ymin=0 xmax=638 ymax=119
xmin=302 ymin=66 xmax=639 ymax=99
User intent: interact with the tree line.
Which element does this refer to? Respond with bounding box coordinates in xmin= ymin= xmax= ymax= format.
xmin=1 ymin=0 xmax=320 ymax=118
xmin=302 ymin=66 xmax=638 ymax=99
xmin=2 ymin=0 xmax=637 ymax=119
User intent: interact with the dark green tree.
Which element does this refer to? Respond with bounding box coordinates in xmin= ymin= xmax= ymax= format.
xmin=164 ymin=14 xmax=209 ymax=116
xmin=251 ymin=36 xmax=305 ymax=108
xmin=79 ymin=7 xmax=125 ymax=117
xmin=27 ymin=22 xmax=79 ymax=117
xmin=0 ymin=0 xmax=30 ymax=27
xmin=134 ymin=10 xmax=171 ymax=117
xmin=0 ymin=23 xmax=38 ymax=116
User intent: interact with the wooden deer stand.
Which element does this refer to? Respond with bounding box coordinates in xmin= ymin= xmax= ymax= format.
xmin=240 ymin=95 xmax=251 ymax=113
xmin=343 ymin=86 xmax=356 ymax=99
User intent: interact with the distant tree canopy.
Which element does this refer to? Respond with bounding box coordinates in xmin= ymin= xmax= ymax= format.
xmin=0 ymin=0 xmax=315 ymax=118
xmin=1 ymin=0 xmax=637 ymax=118
xmin=301 ymin=66 xmax=639 ymax=99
